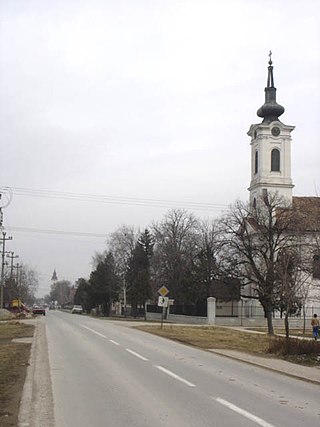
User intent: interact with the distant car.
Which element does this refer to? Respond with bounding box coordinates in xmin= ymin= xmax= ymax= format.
xmin=32 ymin=305 xmax=46 ymax=316
xmin=71 ymin=305 xmax=83 ymax=314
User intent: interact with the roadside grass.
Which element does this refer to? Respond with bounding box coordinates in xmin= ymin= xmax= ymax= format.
xmin=0 ymin=322 xmax=34 ymax=427
xmin=137 ymin=325 xmax=272 ymax=354
xmin=136 ymin=324 xmax=320 ymax=367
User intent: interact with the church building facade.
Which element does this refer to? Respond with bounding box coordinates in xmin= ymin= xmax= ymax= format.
xmin=245 ymin=54 xmax=320 ymax=315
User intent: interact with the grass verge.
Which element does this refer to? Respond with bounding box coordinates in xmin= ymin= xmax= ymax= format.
xmin=136 ymin=324 xmax=320 ymax=367
xmin=0 ymin=321 xmax=34 ymax=427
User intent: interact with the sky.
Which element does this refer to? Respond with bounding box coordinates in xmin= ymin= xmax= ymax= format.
xmin=0 ymin=0 xmax=319 ymax=297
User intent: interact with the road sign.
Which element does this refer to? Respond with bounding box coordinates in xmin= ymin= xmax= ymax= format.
xmin=158 ymin=285 xmax=169 ymax=297
xmin=158 ymin=296 xmax=169 ymax=307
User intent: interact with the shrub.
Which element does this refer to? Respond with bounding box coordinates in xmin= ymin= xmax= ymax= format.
xmin=268 ymin=337 xmax=320 ymax=356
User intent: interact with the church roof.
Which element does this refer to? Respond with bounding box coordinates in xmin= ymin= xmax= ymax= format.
xmin=245 ymin=196 xmax=320 ymax=234
xmin=291 ymin=196 xmax=320 ymax=232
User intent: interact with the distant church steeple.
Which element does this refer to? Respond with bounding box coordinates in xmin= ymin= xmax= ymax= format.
xmin=51 ymin=269 xmax=58 ymax=281
xmin=247 ymin=53 xmax=294 ymax=207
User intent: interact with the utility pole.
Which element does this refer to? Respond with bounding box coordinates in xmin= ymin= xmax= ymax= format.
xmin=0 ymin=232 xmax=13 ymax=308
xmin=13 ymin=263 xmax=23 ymax=300
xmin=7 ymin=251 xmax=19 ymax=277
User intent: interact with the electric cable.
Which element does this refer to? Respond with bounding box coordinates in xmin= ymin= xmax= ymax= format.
xmin=0 ymin=186 xmax=228 ymax=212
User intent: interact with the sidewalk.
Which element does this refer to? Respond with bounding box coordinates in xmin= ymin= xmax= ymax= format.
xmin=208 ymin=348 xmax=320 ymax=385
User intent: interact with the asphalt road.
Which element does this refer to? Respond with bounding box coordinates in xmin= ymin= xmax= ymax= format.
xmin=45 ymin=311 xmax=320 ymax=427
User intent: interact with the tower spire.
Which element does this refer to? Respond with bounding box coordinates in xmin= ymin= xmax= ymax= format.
xmin=51 ymin=269 xmax=58 ymax=281
xmin=257 ymin=52 xmax=284 ymax=123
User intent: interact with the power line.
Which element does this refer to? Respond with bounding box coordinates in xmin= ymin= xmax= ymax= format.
xmin=0 ymin=186 xmax=228 ymax=212
xmin=5 ymin=226 xmax=107 ymax=238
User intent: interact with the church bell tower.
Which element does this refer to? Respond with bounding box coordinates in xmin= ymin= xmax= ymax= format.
xmin=247 ymin=53 xmax=294 ymax=207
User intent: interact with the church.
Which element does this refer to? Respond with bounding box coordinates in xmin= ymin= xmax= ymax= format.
xmin=245 ymin=53 xmax=320 ymax=314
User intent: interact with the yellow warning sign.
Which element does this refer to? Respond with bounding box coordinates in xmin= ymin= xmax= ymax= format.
xmin=158 ymin=286 xmax=169 ymax=297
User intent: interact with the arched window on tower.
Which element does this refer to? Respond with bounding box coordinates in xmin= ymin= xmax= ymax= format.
xmin=271 ymin=148 xmax=280 ymax=171
xmin=254 ymin=151 xmax=258 ymax=174
xmin=252 ymin=198 xmax=257 ymax=209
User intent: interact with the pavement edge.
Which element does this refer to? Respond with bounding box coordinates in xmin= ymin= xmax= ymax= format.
xmin=18 ymin=320 xmax=55 ymax=427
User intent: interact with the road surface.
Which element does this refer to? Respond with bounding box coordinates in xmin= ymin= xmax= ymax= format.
xmin=45 ymin=311 xmax=320 ymax=427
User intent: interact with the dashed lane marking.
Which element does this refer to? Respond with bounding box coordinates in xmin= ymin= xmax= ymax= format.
xmin=80 ymin=325 xmax=107 ymax=338
xmin=216 ymin=398 xmax=275 ymax=427
xmin=126 ymin=348 xmax=148 ymax=361
xmin=155 ymin=365 xmax=196 ymax=387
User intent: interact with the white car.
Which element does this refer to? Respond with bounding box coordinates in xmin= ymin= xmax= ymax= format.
xmin=71 ymin=305 xmax=83 ymax=314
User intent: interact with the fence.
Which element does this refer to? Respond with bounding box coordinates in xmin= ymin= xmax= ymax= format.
xmin=146 ymin=300 xmax=320 ymax=326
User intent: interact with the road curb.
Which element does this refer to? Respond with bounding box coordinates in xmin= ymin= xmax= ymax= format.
xmin=18 ymin=320 xmax=55 ymax=427
xmin=18 ymin=321 xmax=38 ymax=427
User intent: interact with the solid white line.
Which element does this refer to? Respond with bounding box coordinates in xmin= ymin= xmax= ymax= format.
xmin=216 ymin=398 xmax=275 ymax=427
xmin=80 ymin=325 xmax=106 ymax=338
xmin=126 ymin=348 xmax=148 ymax=361
xmin=155 ymin=365 xmax=196 ymax=387
xmin=109 ymin=339 xmax=120 ymax=346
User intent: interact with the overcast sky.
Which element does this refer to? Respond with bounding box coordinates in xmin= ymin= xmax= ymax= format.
xmin=0 ymin=0 xmax=319 ymax=297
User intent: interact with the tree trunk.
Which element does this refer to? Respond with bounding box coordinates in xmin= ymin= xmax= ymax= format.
xmin=302 ymin=305 xmax=306 ymax=335
xmin=262 ymin=300 xmax=274 ymax=335
xmin=266 ymin=309 xmax=274 ymax=335
xmin=284 ymin=312 xmax=290 ymax=338
xmin=132 ymin=303 xmax=137 ymax=318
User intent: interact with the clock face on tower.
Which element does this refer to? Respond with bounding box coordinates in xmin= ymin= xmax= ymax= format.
xmin=271 ymin=126 xmax=280 ymax=137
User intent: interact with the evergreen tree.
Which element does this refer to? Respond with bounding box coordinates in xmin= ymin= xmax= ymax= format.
xmin=126 ymin=229 xmax=154 ymax=318
xmin=88 ymin=252 xmax=120 ymax=316
xmin=73 ymin=278 xmax=91 ymax=313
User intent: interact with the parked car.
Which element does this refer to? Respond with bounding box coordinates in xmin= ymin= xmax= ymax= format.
xmin=71 ymin=305 xmax=83 ymax=314
xmin=32 ymin=305 xmax=46 ymax=316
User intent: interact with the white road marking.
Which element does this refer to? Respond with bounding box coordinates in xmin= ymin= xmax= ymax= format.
xmin=216 ymin=398 xmax=275 ymax=427
xmin=109 ymin=339 xmax=120 ymax=346
xmin=155 ymin=365 xmax=196 ymax=387
xmin=80 ymin=325 xmax=106 ymax=338
xmin=126 ymin=348 xmax=148 ymax=361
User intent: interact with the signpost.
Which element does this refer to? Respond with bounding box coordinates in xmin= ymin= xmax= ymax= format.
xmin=157 ymin=286 xmax=170 ymax=328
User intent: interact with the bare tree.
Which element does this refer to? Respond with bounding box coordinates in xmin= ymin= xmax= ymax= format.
xmin=5 ymin=264 xmax=39 ymax=305
xmin=275 ymin=245 xmax=312 ymax=337
xmin=192 ymin=219 xmax=221 ymax=299
xmin=218 ymin=192 xmax=301 ymax=335
xmin=49 ymin=280 xmax=72 ymax=306
xmin=152 ymin=209 xmax=199 ymax=304
xmin=107 ymin=225 xmax=138 ymax=315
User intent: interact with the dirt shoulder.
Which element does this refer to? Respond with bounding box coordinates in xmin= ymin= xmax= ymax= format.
xmin=0 ymin=322 xmax=34 ymax=427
